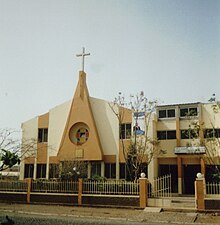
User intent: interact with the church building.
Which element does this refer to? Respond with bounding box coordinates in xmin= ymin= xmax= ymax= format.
xmin=19 ymin=49 xmax=132 ymax=180
xmin=20 ymin=49 xmax=220 ymax=196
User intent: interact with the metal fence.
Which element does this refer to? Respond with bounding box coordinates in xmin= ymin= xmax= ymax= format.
xmin=148 ymin=174 xmax=171 ymax=197
xmin=0 ymin=180 xmax=27 ymax=192
xmin=83 ymin=179 xmax=139 ymax=195
xmin=206 ymin=182 xmax=220 ymax=196
xmin=32 ymin=180 xmax=78 ymax=193
xmin=0 ymin=179 xmax=139 ymax=195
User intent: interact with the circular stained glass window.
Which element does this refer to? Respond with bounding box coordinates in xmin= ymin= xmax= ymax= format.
xmin=76 ymin=128 xmax=89 ymax=144
xmin=69 ymin=123 xmax=89 ymax=145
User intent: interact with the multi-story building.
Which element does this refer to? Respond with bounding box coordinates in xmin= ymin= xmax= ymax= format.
xmin=148 ymin=103 xmax=220 ymax=194
xmin=20 ymin=68 xmax=220 ymax=195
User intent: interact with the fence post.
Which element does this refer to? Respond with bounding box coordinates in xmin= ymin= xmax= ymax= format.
xmin=139 ymin=178 xmax=148 ymax=208
xmin=195 ymin=174 xmax=205 ymax=211
xmin=26 ymin=178 xmax=32 ymax=204
xmin=78 ymin=178 xmax=83 ymax=206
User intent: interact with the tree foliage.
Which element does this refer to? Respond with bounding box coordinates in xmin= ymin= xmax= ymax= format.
xmin=60 ymin=160 xmax=88 ymax=180
xmin=0 ymin=129 xmax=20 ymax=171
xmin=110 ymin=92 xmax=163 ymax=181
xmin=0 ymin=149 xmax=20 ymax=171
xmin=0 ymin=128 xmax=38 ymax=172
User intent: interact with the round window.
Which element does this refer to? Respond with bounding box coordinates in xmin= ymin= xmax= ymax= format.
xmin=69 ymin=123 xmax=89 ymax=145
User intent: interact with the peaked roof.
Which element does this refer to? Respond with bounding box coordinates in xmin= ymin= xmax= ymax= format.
xmin=57 ymin=71 xmax=103 ymax=161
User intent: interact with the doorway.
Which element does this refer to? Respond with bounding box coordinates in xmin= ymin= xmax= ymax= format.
xmin=183 ymin=165 xmax=200 ymax=194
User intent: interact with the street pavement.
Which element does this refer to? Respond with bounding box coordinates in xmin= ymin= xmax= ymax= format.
xmin=0 ymin=213 xmax=190 ymax=225
xmin=0 ymin=203 xmax=220 ymax=224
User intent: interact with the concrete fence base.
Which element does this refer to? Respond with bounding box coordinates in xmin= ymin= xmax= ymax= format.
xmin=0 ymin=178 xmax=143 ymax=208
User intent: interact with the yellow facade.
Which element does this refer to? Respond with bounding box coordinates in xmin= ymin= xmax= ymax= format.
xmin=153 ymin=103 xmax=220 ymax=194
xmin=20 ymin=69 xmax=220 ymax=196
xmin=20 ymin=71 xmax=132 ymax=180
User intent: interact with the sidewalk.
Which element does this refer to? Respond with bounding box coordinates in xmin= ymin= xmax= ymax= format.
xmin=0 ymin=203 xmax=220 ymax=224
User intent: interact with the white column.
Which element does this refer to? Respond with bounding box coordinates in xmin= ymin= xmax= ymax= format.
xmin=33 ymin=157 xmax=37 ymax=179
xmin=148 ymin=157 xmax=158 ymax=193
xmin=46 ymin=150 xmax=50 ymax=179
xmin=19 ymin=161 xmax=25 ymax=180
xmin=116 ymin=153 xmax=120 ymax=180
xmin=101 ymin=161 xmax=105 ymax=177
xmin=88 ymin=161 xmax=91 ymax=179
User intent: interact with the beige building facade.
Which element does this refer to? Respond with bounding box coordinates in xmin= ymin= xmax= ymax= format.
xmin=20 ymin=69 xmax=220 ymax=195
xmin=150 ymin=102 xmax=220 ymax=194
xmin=20 ymin=70 xmax=132 ymax=180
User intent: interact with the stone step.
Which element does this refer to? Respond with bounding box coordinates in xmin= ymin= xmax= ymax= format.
xmin=171 ymin=202 xmax=195 ymax=208
xmin=148 ymin=197 xmax=196 ymax=209
xmin=170 ymin=197 xmax=195 ymax=209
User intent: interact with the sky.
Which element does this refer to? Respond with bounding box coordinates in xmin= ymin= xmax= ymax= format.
xmin=0 ymin=0 xmax=220 ymax=132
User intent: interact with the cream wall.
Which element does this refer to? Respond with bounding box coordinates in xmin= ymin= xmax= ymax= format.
xmin=152 ymin=103 xmax=220 ymax=177
xmin=21 ymin=117 xmax=38 ymax=156
xmin=48 ymin=100 xmax=71 ymax=156
xmin=158 ymin=140 xmax=176 ymax=157
xmin=155 ymin=117 xmax=176 ymax=157
xmin=156 ymin=120 xmax=176 ymax=130
xmin=90 ymin=97 xmax=119 ymax=156
xmin=202 ymin=104 xmax=220 ymax=158
xmin=20 ymin=117 xmax=38 ymax=179
xmin=148 ymin=157 xmax=158 ymax=182
xmin=146 ymin=114 xmax=156 ymax=138
xmin=179 ymin=119 xmax=199 ymax=130
xmin=202 ymin=104 xmax=220 ymax=128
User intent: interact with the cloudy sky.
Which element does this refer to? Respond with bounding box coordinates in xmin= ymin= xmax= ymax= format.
xmin=0 ymin=0 xmax=219 ymax=131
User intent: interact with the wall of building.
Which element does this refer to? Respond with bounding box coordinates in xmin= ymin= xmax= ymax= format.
xmin=20 ymin=117 xmax=38 ymax=179
xmin=21 ymin=117 xmax=38 ymax=162
xmin=21 ymin=117 xmax=38 ymax=147
xmin=90 ymin=97 xmax=119 ymax=157
xmin=48 ymin=100 xmax=71 ymax=156
xmin=202 ymin=103 xmax=220 ymax=128
xmin=20 ymin=87 xmax=220 ymax=185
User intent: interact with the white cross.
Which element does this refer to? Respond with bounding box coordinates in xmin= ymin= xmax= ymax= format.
xmin=76 ymin=47 xmax=90 ymax=72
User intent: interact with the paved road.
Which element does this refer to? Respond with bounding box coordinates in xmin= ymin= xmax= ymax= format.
xmin=0 ymin=203 xmax=220 ymax=225
xmin=0 ymin=212 xmax=196 ymax=225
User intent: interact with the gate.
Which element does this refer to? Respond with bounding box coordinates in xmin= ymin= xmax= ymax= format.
xmin=148 ymin=174 xmax=171 ymax=197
